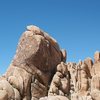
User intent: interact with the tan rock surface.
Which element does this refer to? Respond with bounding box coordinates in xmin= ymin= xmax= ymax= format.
xmin=94 ymin=51 xmax=100 ymax=63
xmin=0 ymin=25 xmax=100 ymax=100
xmin=0 ymin=25 xmax=65 ymax=100
xmin=48 ymin=62 xmax=70 ymax=97
xmin=40 ymin=96 xmax=69 ymax=100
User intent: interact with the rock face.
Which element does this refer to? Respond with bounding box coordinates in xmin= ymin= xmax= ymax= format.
xmin=48 ymin=62 xmax=70 ymax=96
xmin=0 ymin=25 xmax=100 ymax=100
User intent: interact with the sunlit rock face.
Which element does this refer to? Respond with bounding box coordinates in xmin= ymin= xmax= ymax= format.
xmin=0 ymin=25 xmax=100 ymax=100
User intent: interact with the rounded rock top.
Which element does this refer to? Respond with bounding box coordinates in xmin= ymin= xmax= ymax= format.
xmin=27 ymin=25 xmax=41 ymax=33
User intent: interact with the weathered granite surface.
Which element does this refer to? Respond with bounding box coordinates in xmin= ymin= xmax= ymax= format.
xmin=0 ymin=25 xmax=100 ymax=100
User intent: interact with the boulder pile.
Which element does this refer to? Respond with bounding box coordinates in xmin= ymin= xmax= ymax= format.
xmin=0 ymin=25 xmax=100 ymax=100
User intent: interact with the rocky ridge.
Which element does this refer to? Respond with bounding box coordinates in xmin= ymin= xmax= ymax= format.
xmin=0 ymin=25 xmax=100 ymax=100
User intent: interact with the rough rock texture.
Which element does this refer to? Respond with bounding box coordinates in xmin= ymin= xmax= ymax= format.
xmin=48 ymin=62 xmax=70 ymax=96
xmin=40 ymin=96 xmax=69 ymax=100
xmin=0 ymin=25 xmax=100 ymax=100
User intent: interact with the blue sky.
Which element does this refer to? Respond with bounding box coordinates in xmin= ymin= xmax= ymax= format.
xmin=0 ymin=0 xmax=100 ymax=75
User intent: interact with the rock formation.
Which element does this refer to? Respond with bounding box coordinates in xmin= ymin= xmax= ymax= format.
xmin=0 ymin=25 xmax=100 ymax=100
xmin=48 ymin=62 xmax=70 ymax=97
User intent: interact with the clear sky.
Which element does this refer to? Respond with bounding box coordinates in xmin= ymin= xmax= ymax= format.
xmin=0 ymin=0 xmax=100 ymax=75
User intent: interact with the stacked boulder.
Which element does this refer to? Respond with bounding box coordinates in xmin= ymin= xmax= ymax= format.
xmin=0 ymin=25 xmax=100 ymax=100
xmin=0 ymin=25 xmax=66 ymax=100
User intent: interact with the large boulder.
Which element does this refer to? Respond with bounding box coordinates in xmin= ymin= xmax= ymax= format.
xmin=11 ymin=25 xmax=64 ymax=73
xmin=0 ymin=25 xmax=66 ymax=100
